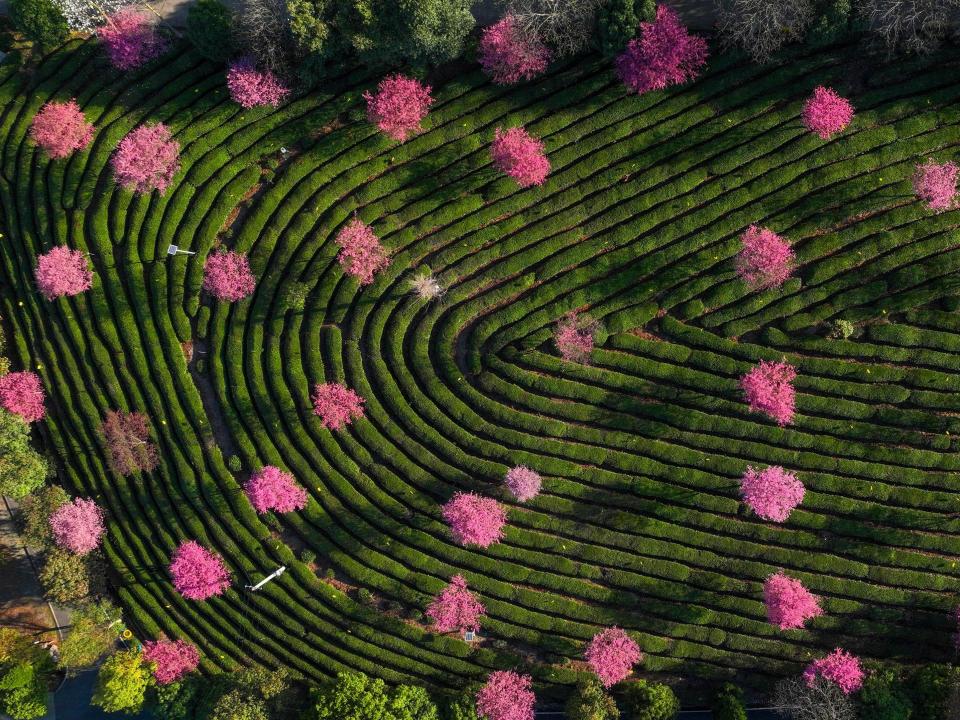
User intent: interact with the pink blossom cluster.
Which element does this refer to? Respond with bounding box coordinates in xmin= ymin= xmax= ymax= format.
xmin=478 ymin=15 xmax=551 ymax=85
xmin=335 ymin=218 xmax=390 ymax=285
xmin=0 ymin=371 xmax=46 ymax=423
xmin=442 ymin=492 xmax=507 ymax=548
xmin=312 ymin=382 xmax=365 ymax=430
xmin=244 ymin=466 xmax=307 ymax=513
xmin=226 ymin=57 xmax=290 ymax=109
xmin=476 ymin=670 xmax=536 ymax=720
xmin=913 ymin=159 xmax=959 ymax=213
xmin=426 ymin=575 xmax=485 ymax=633
xmin=30 ymin=100 xmax=94 ymax=159
xmin=740 ymin=466 xmax=804 ymax=523
xmin=203 ymin=250 xmax=256 ymax=301
xmin=504 ymin=465 xmax=541 ymax=502
xmin=142 ymin=638 xmax=200 ymax=684
xmin=169 ymin=540 xmax=231 ymax=600
xmin=49 ymin=498 xmax=105 ymax=555
xmin=364 ymin=74 xmax=434 ymax=142
xmin=735 ymin=225 xmax=795 ymax=290
xmin=802 ymin=86 xmax=854 ymax=140
xmin=740 ymin=360 xmax=797 ymax=426
xmin=554 ymin=311 xmax=594 ymax=363
xmin=615 ymin=4 xmax=708 ymax=95
xmin=803 ymin=649 xmax=865 ymax=695
xmin=491 ymin=126 xmax=550 ymax=187
xmin=98 ymin=7 xmax=168 ymax=71
xmin=35 ymin=246 xmax=94 ymax=300
xmin=584 ymin=626 xmax=643 ymax=687
xmin=763 ymin=572 xmax=822 ymax=630
xmin=112 ymin=123 xmax=180 ymax=194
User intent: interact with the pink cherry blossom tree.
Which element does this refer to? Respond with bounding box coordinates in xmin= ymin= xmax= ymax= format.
xmin=763 ymin=572 xmax=823 ymax=630
xmin=112 ymin=123 xmax=180 ymax=194
xmin=98 ymin=7 xmax=168 ymax=70
xmin=0 ymin=371 xmax=45 ymax=423
xmin=244 ymin=466 xmax=307 ymax=513
xmin=35 ymin=246 xmax=94 ymax=300
xmin=363 ymin=74 xmax=434 ymax=142
xmin=491 ymin=126 xmax=550 ymax=187
xmin=478 ymin=15 xmax=551 ymax=84
xmin=227 ymin=57 xmax=290 ymax=108
xmin=100 ymin=410 xmax=159 ymax=476
xmin=335 ymin=218 xmax=390 ymax=286
xmin=803 ymin=649 xmax=865 ymax=695
xmin=312 ymin=383 xmax=365 ymax=430
xmin=554 ymin=311 xmax=597 ymax=363
xmin=802 ymin=86 xmax=855 ymax=140
xmin=442 ymin=492 xmax=507 ymax=548
xmin=30 ymin=100 xmax=94 ymax=159
xmin=735 ymin=225 xmax=795 ymax=290
xmin=504 ymin=465 xmax=541 ymax=502
xmin=49 ymin=498 xmax=105 ymax=555
xmin=426 ymin=575 xmax=485 ymax=633
xmin=585 ymin=627 xmax=643 ymax=687
xmin=913 ymin=159 xmax=959 ymax=213
xmin=615 ymin=4 xmax=708 ymax=95
xmin=740 ymin=466 xmax=804 ymax=523
xmin=169 ymin=540 xmax=231 ymax=600
xmin=740 ymin=359 xmax=797 ymax=426
xmin=203 ymin=250 xmax=256 ymax=301
xmin=476 ymin=670 xmax=536 ymax=720
xmin=142 ymin=638 xmax=200 ymax=684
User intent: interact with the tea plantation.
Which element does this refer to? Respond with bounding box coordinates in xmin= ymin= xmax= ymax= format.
xmin=2 ymin=35 xmax=960 ymax=697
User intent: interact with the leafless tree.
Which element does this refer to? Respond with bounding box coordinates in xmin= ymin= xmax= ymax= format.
xmin=499 ymin=0 xmax=606 ymax=57
xmin=715 ymin=0 xmax=816 ymax=63
xmin=858 ymin=0 xmax=960 ymax=56
xmin=236 ymin=0 xmax=296 ymax=77
xmin=772 ymin=677 xmax=856 ymax=720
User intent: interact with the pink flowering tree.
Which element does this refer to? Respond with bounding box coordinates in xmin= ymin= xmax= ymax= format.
xmin=913 ymin=159 xmax=959 ymax=213
xmin=763 ymin=572 xmax=823 ymax=630
xmin=585 ymin=627 xmax=643 ymax=687
xmin=203 ymin=250 xmax=256 ymax=301
xmin=335 ymin=218 xmax=390 ymax=285
xmin=98 ymin=7 xmax=168 ymax=70
xmin=740 ymin=466 xmax=804 ymax=523
xmin=363 ymin=74 xmax=434 ymax=142
xmin=735 ymin=225 xmax=795 ymax=290
xmin=227 ymin=57 xmax=289 ymax=108
xmin=803 ymin=649 xmax=865 ymax=695
xmin=312 ymin=383 xmax=365 ymax=430
xmin=478 ymin=15 xmax=551 ymax=84
xmin=616 ymin=4 xmax=708 ymax=95
xmin=35 ymin=246 xmax=94 ymax=300
xmin=442 ymin=492 xmax=507 ymax=548
xmin=142 ymin=639 xmax=200 ymax=684
xmin=491 ymin=126 xmax=550 ymax=188
xmin=740 ymin=359 xmax=797 ymax=426
xmin=426 ymin=575 xmax=485 ymax=633
xmin=112 ymin=123 xmax=180 ymax=194
xmin=0 ymin=371 xmax=45 ymax=423
xmin=168 ymin=541 xmax=231 ymax=600
xmin=802 ymin=86 xmax=855 ymax=140
xmin=554 ymin=311 xmax=597 ymax=363
xmin=476 ymin=670 xmax=536 ymax=720
xmin=49 ymin=498 xmax=105 ymax=555
xmin=504 ymin=465 xmax=541 ymax=502
xmin=30 ymin=100 xmax=94 ymax=159
xmin=244 ymin=466 xmax=307 ymax=513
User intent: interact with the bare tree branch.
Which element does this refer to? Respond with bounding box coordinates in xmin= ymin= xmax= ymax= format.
xmin=499 ymin=0 xmax=606 ymax=57
xmin=237 ymin=0 xmax=296 ymax=77
xmin=772 ymin=677 xmax=856 ymax=720
xmin=858 ymin=0 xmax=960 ymax=56
xmin=715 ymin=0 xmax=816 ymax=63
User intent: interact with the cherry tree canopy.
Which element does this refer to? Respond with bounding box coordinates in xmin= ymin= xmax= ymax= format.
xmin=426 ymin=575 xmax=485 ymax=633
xmin=442 ymin=492 xmax=507 ymax=548
xmin=98 ymin=7 xmax=168 ymax=70
xmin=112 ymin=123 xmax=180 ymax=194
xmin=615 ymin=4 xmax=708 ymax=95
xmin=30 ymin=100 xmax=94 ymax=159
xmin=478 ymin=15 xmax=551 ymax=84
xmin=363 ymin=74 xmax=434 ymax=142
xmin=491 ymin=126 xmax=550 ymax=187
xmin=763 ymin=572 xmax=823 ymax=630
xmin=476 ymin=670 xmax=536 ymax=720
xmin=168 ymin=541 xmax=231 ymax=601
xmin=803 ymin=649 xmax=864 ymax=695
xmin=913 ymin=159 xmax=959 ymax=213
xmin=740 ymin=360 xmax=797 ymax=426
xmin=504 ymin=466 xmax=542 ymax=502
xmin=203 ymin=250 xmax=257 ymax=302
xmin=802 ymin=86 xmax=854 ymax=140
xmin=735 ymin=225 xmax=794 ymax=290
xmin=35 ymin=246 xmax=94 ymax=300
xmin=49 ymin=498 xmax=105 ymax=555
xmin=312 ymin=383 xmax=365 ymax=430
xmin=0 ymin=371 xmax=46 ymax=423
xmin=740 ymin=466 xmax=804 ymax=523
xmin=142 ymin=639 xmax=200 ymax=684
xmin=227 ymin=57 xmax=290 ymax=108
xmin=584 ymin=627 xmax=643 ymax=687
xmin=244 ymin=466 xmax=308 ymax=513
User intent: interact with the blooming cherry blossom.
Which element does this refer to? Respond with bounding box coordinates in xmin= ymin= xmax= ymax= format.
xmin=142 ymin=639 xmax=200 ymax=684
xmin=740 ymin=360 xmax=797 ymax=426
xmin=30 ymin=100 xmax=94 ymax=159
xmin=803 ymin=649 xmax=864 ymax=695
xmin=763 ymin=572 xmax=822 ymax=630
xmin=35 ymin=246 xmax=94 ymax=300
xmin=335 ymin=218 xmax=390 ymax=285
xmin=585 ymin=627 xmax=643 ymax=687
xmin=98 ymin=7 xmax=168 ymax=70
xmin=554 ymin=311 xmax=596 ymax=363
xmin=169 ymin=541 xmax=230 ymax=600
xmin=112 ymin=123 xmax=180 ymax=194
xmin=203 ymin=250 xmax=256 ymax=301
xmin=49 ymin=498 xmax=105 ymax=555
xmin=244 ymin=466 xmax=307 ymax=513
xmin=227 ymin=57 xmax=289 ymax=108
xmin=740 ymin=466 xmax=804 ymax=523
xmin=491 ymin=126 xmax=550 ymax=187
xmin=476 ymin=670 xmax=536 ymax=720
xmin=504 ymin=466 xmax=541 ymax=502
xmin=442 ymin=492 xmax=507 ymax=548
xmin=478 ymin=15 xmax=551 ymax=84
xmin=735 ymin=225 xmax=794 ymax=290
xmin=0 ymin=371 xmax=45 ymax=423
xmin=616 ymin=4 xmax=708 ymax=95
xmin=802 ymin=86 xmax=854 ymax=140
xmin=364 ymin=74 xmax=434 ymax=142
xmin=913 ymin=159 xmax=959 ymax=213
xmin=312 ymin=383 xmax=365 ymax=430
xmin=426 ymin=575 xmax=485 ymax=633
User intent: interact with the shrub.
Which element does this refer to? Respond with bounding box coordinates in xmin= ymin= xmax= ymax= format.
xmin=478 ymin=15 xmax=551 ymax=85
xmin=504 ymin=465 xmax=541 ymax=502
xmin=426 ymin=575 xmax=485 ymax=633
xmin=491 ymin=126 xmax=550 ymax=187
xmin=739 ymin=360 xmax=796 ymax=426
xmin=858 ymin=666 xmax=912 ymax=720
xmin=244 ymin=466 xmax=307 ymax=513
xmin=186 ymin=0 xmax=232 ymax=61
xmin=442 ymin=493 xmax=507 ymax=548
xmin=112 ymin=123 xmax=180 ymax=195
xmin=97 ymin=7 xmax=168 ymax=70
xmin=203 ymin=250 xmax=256 ymax=301
xmin=476 ymin=671 xmax=535 ymax=720
xmin=585 ymin=627 xmax=642 ymax=687
xmin=735 ymin=225 xmax=794 ymax=290
xmin=34 ymin=246 xmax=93 ymax=300
xmin=311 ymin=383 xmax=365 ymax=430
xmin=802 ymin=86 xmax=854 ymax=139
xmin=566 ymin=678 xmax=618 ymax=720
xmin=906 ymin=665 xmax=959 ymax=720
xmin=227 ymin=57 xmax=290 ymax=108
xmin=0 ymin=410 xmax=48 ymax=499
xmin=30 ymin=101 xmax=94 ymax=159
xmin=227 ymin=454 xmax=243 ymax=472
xmin=827 ymin=319 xmax=854 ymax=340
xmin=711 ymin=684 xmax=747 ymax=720
xmin=763 ymin=572 xmax=823 ymax=629
xmin=9 ymin=0 xmax=68 ymax=47
xmin=740 ymin=466 xmax=804 ymax=523
xmin=363 ymin=75 xmax=434 ymax=142
xmin=615 ymin=5 xmax=708 ymax=95
xmin=622 ymin=681 xmax=679 ymax=720
xmin=168 ymin=541 xmax=231 ymax=601
xmin=803 ymin=649 xmax=865 ymax=695
xmin=285 ymin=282 xmax=310 ymax=311
xmin=49 ymin=498 xmax=105 ymax=555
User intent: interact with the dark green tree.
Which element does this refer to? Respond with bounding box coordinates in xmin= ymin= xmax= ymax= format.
xmin=595 ymin=0 xmax=655 ymax=56
xmin=312 ymin=671 xmax=392 ymax=720
xmin=0 ymin=409 xmax=49 ymax=500
xmin=9 ymin=0 xmax=68 ymax=48
xmin=622 ymin=680 xmax=680 ymax=720
xmin=187 ymin=0 xmax=234 ymax=62
xmin=907 ymin=665 xmax=960 ymax=720
xmin=566 ymin=678 xmax=618 ymax=720
xmin=18 ymin=484 xmax=68 ymax=549
xmin=711 ymin=683 xmax=747 ymax=720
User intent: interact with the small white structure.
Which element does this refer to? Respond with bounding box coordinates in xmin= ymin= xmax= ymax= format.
xmin=246 ymin=566 xmax=286 ymax=592
xmin=166 ymin=244 xmax=197 ymax=256
xmin=464 ymin=630 xmax=477 ymax=642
